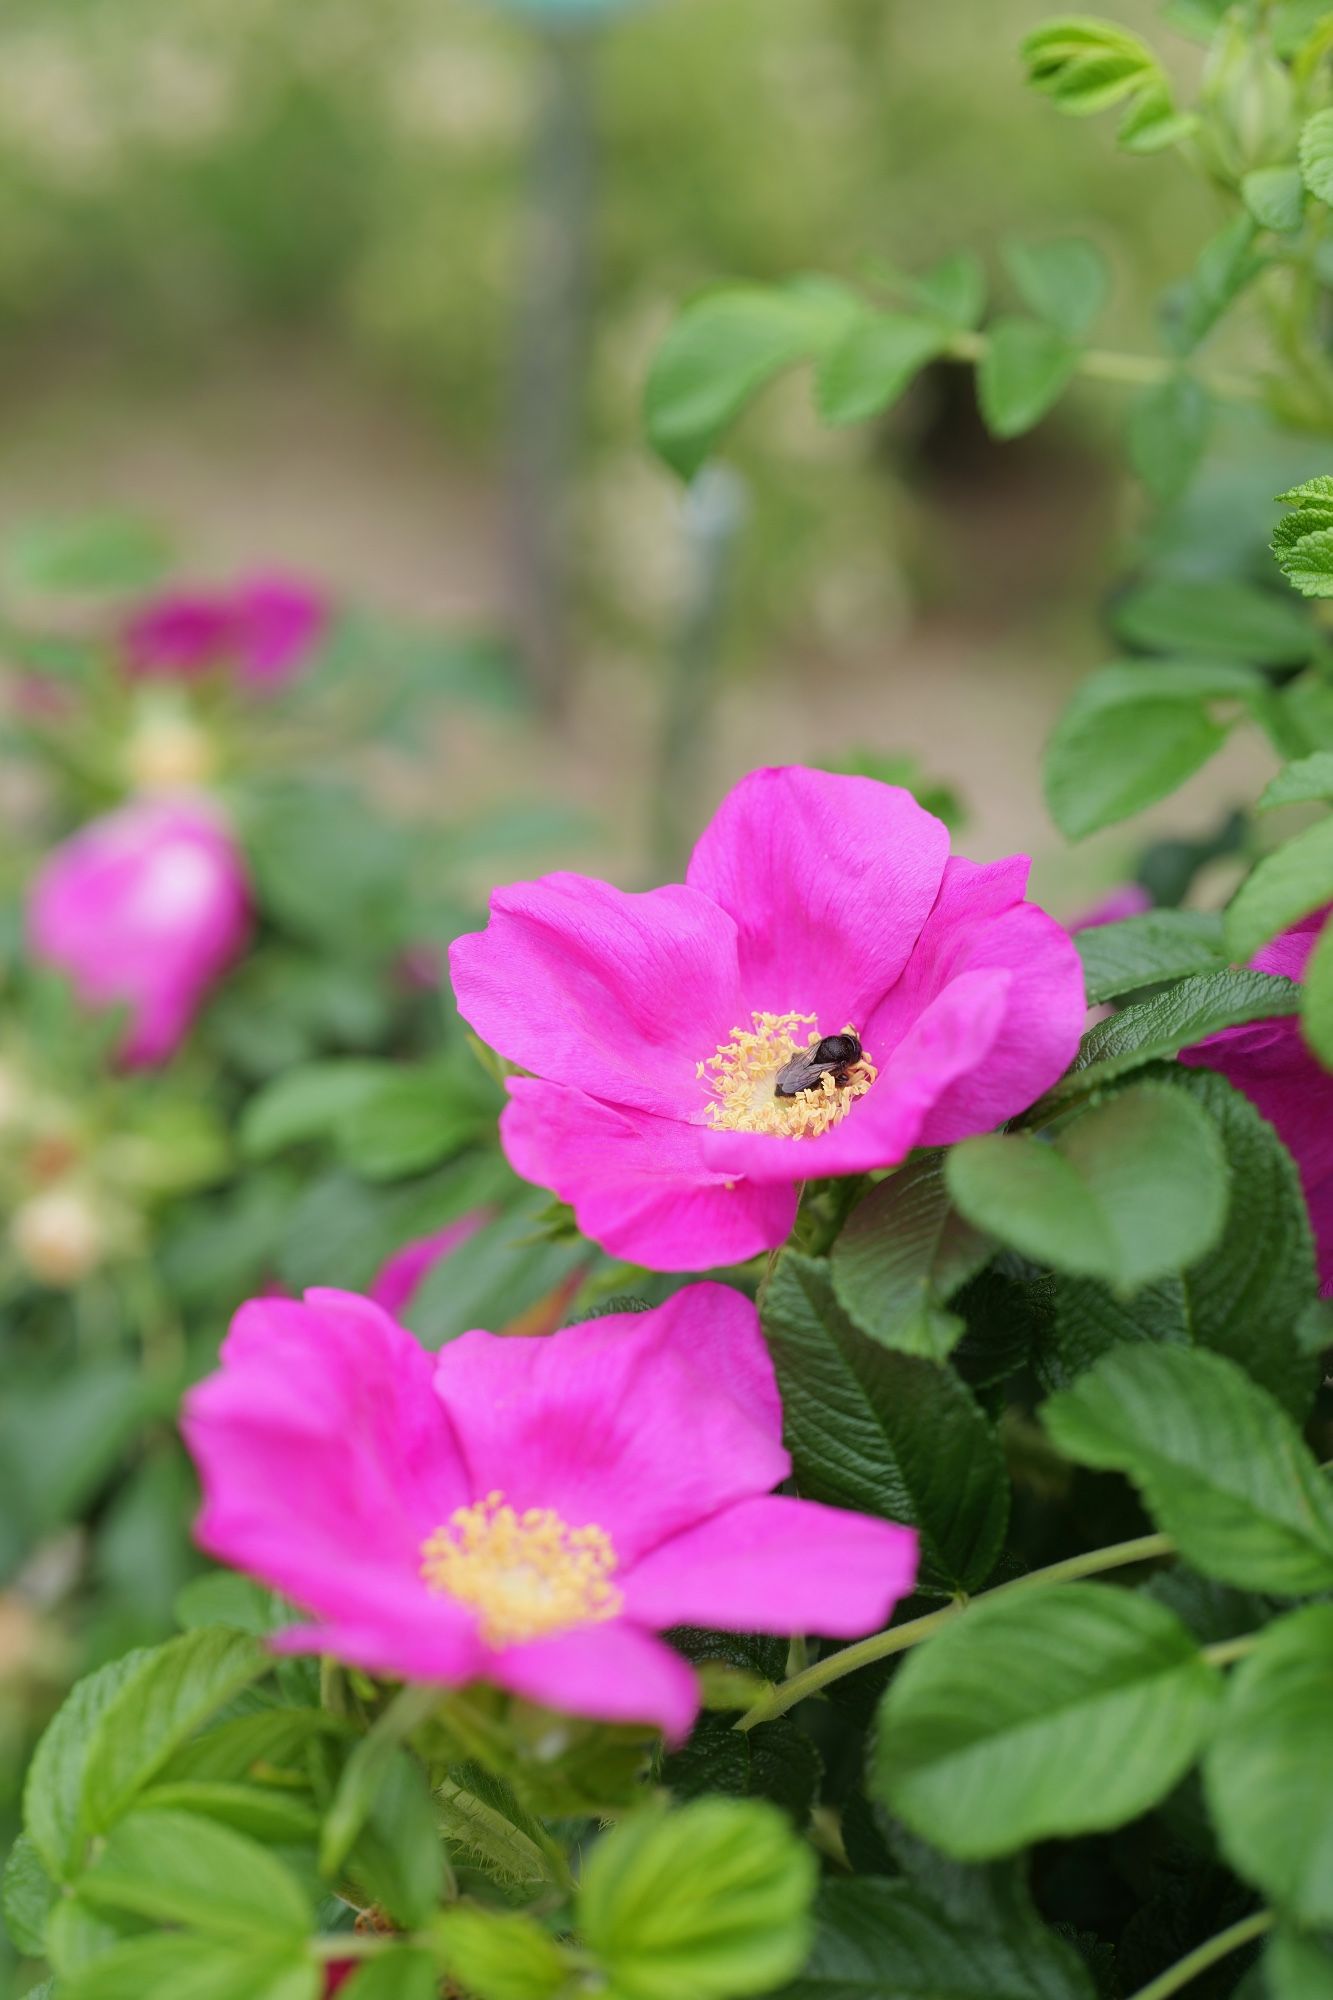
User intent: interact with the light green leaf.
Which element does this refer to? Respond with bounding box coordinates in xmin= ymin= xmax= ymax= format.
xmin=645 ymin=281 xmax=862 ymax=477
xmin=81 ymin=1628 xmax=265 ymax=1836
xmin=775 ymin=1874 xmax=1095 ymax=2000
xmin=60 ymin=1934 xmax=318 ymax=2000
xmin=1074 ymin=909 xmax=1226 ymax=1003
xmin=136 ymin=1780 xmax=320 ymax=1844
xmin=23 ymin=1650 xmax=154 ymax=1880
xmin=1267 ymin=1929 xmax=1333 ymax=2000
xmin=432 ymin=1908 xmax=571 ymax=2000
xmin=340 ymin=1951 xmax=441 ymax=2000
xmin=1111 ymin=577 xmax=1313 ymax=666
xmin=1166 ymin=214 xmax=1262 ymax=353
xmin=1047 ymin=968 xmax=1302 ymax=1103
xmin=335 ymin=1068 xmax=482 ymax=1181
xmin=78 ymin=1808 xmax=311 ymax=1939
xmin=2 ymin=1831 xmax=56 ymax=1955
xmin=1204 ymin=1605 xmax=1333 ymax=1925
xmin=977 ymin=318 xmax=1078 ymax=439
xmin=1300 ymin=107 xmax=1333 ymax=204
xmin=1127 ymin=375 xmax=1211 ymax=505
xmin=815 ymin=313 xmax=946 ymax=426
xmin=1273 ymin=480 xmax=1333 ymax=596
xmin=872 ymin=1584 xmax=1221 ymax=1858
xmin=762 ymin=1254 xmax=1009 ymax=1593
xmin=1044 ymin=660 xmax=1260 ymax=838
xmin=1226 ymin=816 xmax=1333 ymax=961
xmin=1261 ymin=752 xmax=1333 ymax=810
xmin=946 ymin=1083 xmax=1228 ymax=1294
xmin=1002 ymin=237 xmax=1110 ymax=337
xmin=909 ymin=251 xmax=986 ymax=331
xmin=830 ymin=1152 xmax=993 ymax=1359
xmin=1243 ymin=164 xmax=1306 ymax=233
xmin=1042 ymin=1345 xmax=1333 ymax=1593
xmin=578 ymin=1799 xmax=817 ymax=2000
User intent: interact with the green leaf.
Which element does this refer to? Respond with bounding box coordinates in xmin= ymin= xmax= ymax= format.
xmin=976 ymin=318 xmax=1078 ymax=439
xmin=872 ymin=1584 xmax=1221 ymax=1858
xmin=239 ymin=1061 xmax=393 ymax=1159
xmin=1226 ymin=816 xmax=1333 ymax=961
xmin=1020 ymin=18 xmax=1163 ymax=114
xmin=1204 ymin=1604 xmax=1333 ymax=1925
xmin=1242 ymin=164 xmax=1306 ymax=233
xmin=433 ymin=1907 xmax=572 ymax=2000
xmin=909 ymin=251 xmax=986 ymax=331
xmin=830 ymin=1152 xmax=993 ymax=1359
xmin=1002 ymin=237 xmax=1110 ymax=337
xmin=1111 ymin=577 xmax=1313 ymax=666
xmin=1302 ymin=911 xmax=1333 ymax=1066
xmin=1127 ymin=375 xmax=1211 ymax=505
xmin=2 ymin=1831 xmax=56 ymax=1955
xmin=343 ymin=1750 xmax=445 ymax=1931
xmin=340 ymin=1951 xmax=441 ymax=2000
xmin=1040 ymin=1068 xmax=1315 ymax=1416
xmin=946 ymin=1082 xmax=1228 ymax=1294
xmin=175 ymin=1572 xmax=279 ymax=1635
xmin=23 ymin=1650 xmax=153 ymax=1879
xmin=79 ymin=1808 xmax=311 ymax=1939
xmin=334 ymin=1067 xmax=484 ymax=1181
xmin=60 ymin=1934 xmax=318 ymax=2000
xmin=1260 ymin=752 xmax=1333 ymax=809
xmin=815 ymin=313 xmax=946 ymax=426
xmin=1044 ymin=660 xmax=1259 ymax=838
xmin=774 ymin=1874 xmax=1095 ymax=2000
xmin=578 ymin=1799 xmax=817 ymax=2000
xmin=1075 ymin=909 xmax=1227 ymax=1003
xmin=1300 ymin=107 xmax=1333 ymax=204
xmin=1046 ymin=969 xmax=1303 ymax=1103
xmin=1267 ymin=1929 xmax=1333 ymax=2000
xmin=1165 ymin=214 xmax=1262 ymax=353
xmin=762 ymin=1254 xmax=1009 ymax=1593
xmin=644 ymin=281 xmax=863 ymax=477
xmin=1273 ymin=478 xmax=1333 ymax=596
xmin=435 ymin=1766 xmax=557 ymax=1892
xmin=321 ymin=1686 xmax=440 ymax=1875
xmin=661 ymin=1713 xmax=822 ymax=1825
xmin=1043 ymin=1345 xmax=1333 ymax=1593
xmin=4 ymin=513 xmax=173 ymax=595
xmin=136 ymin=1780 xmax=320 ymax=1843
xmin=80 ymin=1628 xmax=265 ymax=1836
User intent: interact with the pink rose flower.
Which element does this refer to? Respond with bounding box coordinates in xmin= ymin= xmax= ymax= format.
xmin=1070 ymin=884 xmax=1152 ymax=932
xmin=123 ymin=574 xmax=326 ymax=692
xmin=1181 ymin=909 xmax=1333 ymax=1295
xmin=449 ymin=766 xmax=1086 ymax=1271
xmin=183 ymin=1283 xmax=918 ymax=1742
xmin=28 ymin=795 xmax=251 ymax=1066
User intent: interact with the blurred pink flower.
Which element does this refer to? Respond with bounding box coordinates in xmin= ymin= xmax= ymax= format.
xmin=1182 ymin=908 xmax=1333 ymax=1295
xmin=1070 ymin=884 xmax=1152 ymax=932
xmin=123 ymin=574 xmax=326 ymax=692
xmin=28 ymin=795 xmax=251 ymax=1065
xmin=369 ymin=1211 xmax=489 ymax=1319
xmin=449 ymin=765 xmax=1086 ymax=1270
xmin=183 ymin=1283 xmax=918 ymax=1741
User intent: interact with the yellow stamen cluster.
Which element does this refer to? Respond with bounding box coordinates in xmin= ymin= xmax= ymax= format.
xmin=699 ymin=1011 xmax=876 ymax=1138
xmin=419 ymin=1490 xmax=622 ymax=1648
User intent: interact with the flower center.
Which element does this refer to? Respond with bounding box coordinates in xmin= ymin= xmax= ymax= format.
xmin=699 ymin=1010 xmax=876 ymax=1138
xmin=419 ymin=1489 xmax=622 ymax=1647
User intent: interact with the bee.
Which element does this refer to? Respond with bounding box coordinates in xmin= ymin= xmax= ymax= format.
xmin=774 ymin=1031 xmax=863 ymax=1099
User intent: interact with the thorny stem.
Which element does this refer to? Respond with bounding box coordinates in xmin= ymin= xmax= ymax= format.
xmin=1123 ymin=1910 xmax=1275 ymax=2000
xmin=737 ymin=1531 xmax=1175 ymax=1729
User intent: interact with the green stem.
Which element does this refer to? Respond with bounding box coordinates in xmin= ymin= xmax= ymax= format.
xmin=943 ymin=330 xmax=1266 ymax=405
xmin=1124 ymin=1910 xmax=1274 ymax=2000
xmin=737 ymin=1531 xmax=1174 ymax=1730
xmin=1202 ymin=1631 xmax=1262 ymax=1669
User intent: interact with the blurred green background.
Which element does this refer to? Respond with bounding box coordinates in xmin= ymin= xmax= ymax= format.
xmin=0 ymin=0 xmax=1274 ymax=905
